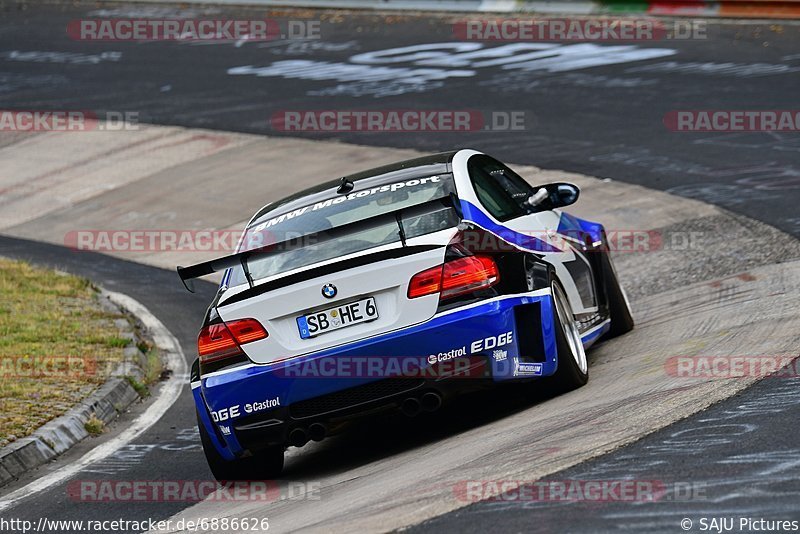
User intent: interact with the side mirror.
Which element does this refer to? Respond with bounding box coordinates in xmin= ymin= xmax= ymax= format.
xmin=526 ymin=182 xmax=580 ymax=210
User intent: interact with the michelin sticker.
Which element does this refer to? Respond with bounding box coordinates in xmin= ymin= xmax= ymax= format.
xmin=513 ymin=357 xmax=543 ymax=376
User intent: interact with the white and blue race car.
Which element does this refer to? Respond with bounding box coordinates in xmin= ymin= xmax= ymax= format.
xmin=178 ymin=149 xmax=633 ymax=480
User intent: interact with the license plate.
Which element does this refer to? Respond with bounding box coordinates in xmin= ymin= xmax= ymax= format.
xmin=297 ymin=297 xmax=378 ymax=339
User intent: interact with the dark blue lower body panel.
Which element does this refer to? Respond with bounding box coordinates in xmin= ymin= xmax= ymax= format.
xmin=193 ymin=293 xmax=607 ymax=459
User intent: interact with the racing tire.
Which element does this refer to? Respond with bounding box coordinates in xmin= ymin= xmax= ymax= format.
xmin=197 ymin=411 xmax=284 ymax=481
xmin=545 ymin=278 xmax=589 ymax=394
xmin=599 ymin=249 xmax=634 ymax=340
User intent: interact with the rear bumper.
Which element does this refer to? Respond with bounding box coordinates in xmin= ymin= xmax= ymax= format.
xmin=194 ymin=291 xmax=567 ymax=458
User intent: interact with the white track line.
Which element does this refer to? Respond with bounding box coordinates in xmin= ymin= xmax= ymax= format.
xmin=0 ymin=290 xmax=187 ymax=512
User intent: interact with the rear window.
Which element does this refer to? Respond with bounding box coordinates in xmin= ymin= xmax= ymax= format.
xmin=227 ymin=174 xmax=457 ymax=287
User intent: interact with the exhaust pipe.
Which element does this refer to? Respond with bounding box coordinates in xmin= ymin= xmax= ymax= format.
xmin=288 ymin=427 xmax=309 ymax=447
xmin=308 ymin=423 xmax=327 ymax=442
xmin=421 ymin=392 xmax=442 ymax=412
xmin=401 ymin=397 xmax=421 ymax=417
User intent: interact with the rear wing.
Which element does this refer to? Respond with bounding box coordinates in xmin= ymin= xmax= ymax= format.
xmin=177 ymin=194 xmax=460 ymax=292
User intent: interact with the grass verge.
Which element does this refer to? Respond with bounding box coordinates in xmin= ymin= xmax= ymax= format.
xmin=0 ymin=258 xmax=130 ymax=447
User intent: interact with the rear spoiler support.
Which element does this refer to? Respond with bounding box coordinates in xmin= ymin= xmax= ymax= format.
xmin=395 ymin=212 xmax=407 ymax=247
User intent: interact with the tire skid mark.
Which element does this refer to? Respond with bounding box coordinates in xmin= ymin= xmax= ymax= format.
xmin=0 ymin=130 xmax=177 ymax=200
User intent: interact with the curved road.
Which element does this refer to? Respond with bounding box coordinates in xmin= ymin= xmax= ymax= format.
xmin=1 ymin=3 xmax=799 ymax=533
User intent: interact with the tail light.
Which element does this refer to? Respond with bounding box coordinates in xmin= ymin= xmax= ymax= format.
xmin=408 ymin=265 xmax=443 ymax=299
xmin=408 ymin=255 xmax=499 ymax=300
xmin=198 ymin=318 xmax=267 ymax=364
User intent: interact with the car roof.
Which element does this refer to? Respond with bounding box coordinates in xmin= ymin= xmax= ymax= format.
xmin=248 ymin=151 xmax=458 ymax=227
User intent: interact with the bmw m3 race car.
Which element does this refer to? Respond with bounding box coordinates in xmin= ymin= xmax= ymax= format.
xmin=178 ymin=149 xmax=634 ymax=480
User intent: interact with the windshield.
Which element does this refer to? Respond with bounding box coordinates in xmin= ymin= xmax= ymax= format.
xmin=227 ymin=174 xmax=458 ymax=287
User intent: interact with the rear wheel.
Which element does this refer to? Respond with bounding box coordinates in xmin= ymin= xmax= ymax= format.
xmin=546 ymin=279 xmax=589 ymax=394
xmin=197 ymin=411 xmax=284 ymax=481
xmin=599 ymin=249 xmax=634 ymax=339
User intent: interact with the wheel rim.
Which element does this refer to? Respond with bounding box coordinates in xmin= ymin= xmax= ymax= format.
xmin=552 ymin=282 xmax=587 ymax=374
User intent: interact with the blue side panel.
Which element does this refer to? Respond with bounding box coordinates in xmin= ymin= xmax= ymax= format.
xmin=540 ymin=294 xmax=557 ymax=367
xmin=459 ymin=200 xmax=563 ymax=253
xmin=193 ymin=385 xmax=238 ymax=461
xmin=557 ymin=212 xmax=604 ymax=245
xmin=581 ymin=321 xmax=611 ymax=346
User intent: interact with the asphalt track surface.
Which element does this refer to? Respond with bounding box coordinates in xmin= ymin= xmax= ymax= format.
xmin=412 ymin=371 xmax=800 ymax=533
xmin=3 ymin=3 xmax=800 ymax=236
xmin=1 ymin=3 xmax=799 ymax=533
